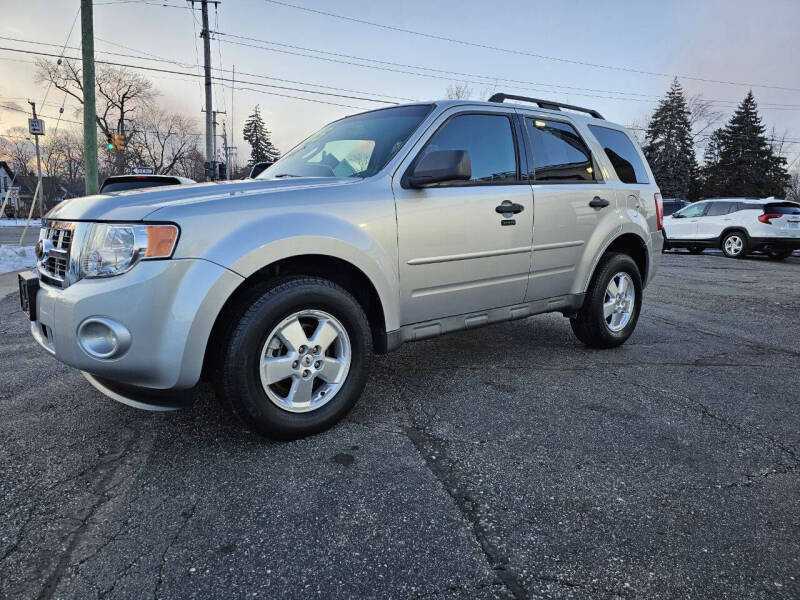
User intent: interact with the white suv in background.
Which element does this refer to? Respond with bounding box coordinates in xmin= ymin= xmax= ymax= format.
xmin=663 ymin=198 xmax=800 ymax=259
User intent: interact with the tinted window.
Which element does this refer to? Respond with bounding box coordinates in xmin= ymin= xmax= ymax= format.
xmin=588 ymin=125 xmax=649 ymax=184
xmin=526 ymin=118 xmax=595 ymax=182
xmin=100 ymin=179 xmax=179 ymax=193
xmin=420 ymin=114 xmax=517 ymax=184
xmin=705 ymin=202 xmax=733 ymax=216
xmin=676 ymin=203 xmax=707 ymax=218
xmin=765 ymin=203 xmax=800 ymax=215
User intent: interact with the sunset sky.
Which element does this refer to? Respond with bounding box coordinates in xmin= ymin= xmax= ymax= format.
xmin=1 ymin=0 xmax=798 ymax=170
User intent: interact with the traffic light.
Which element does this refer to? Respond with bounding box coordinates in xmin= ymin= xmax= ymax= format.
xmin=106 ymin=133 xmax=126 ymax=151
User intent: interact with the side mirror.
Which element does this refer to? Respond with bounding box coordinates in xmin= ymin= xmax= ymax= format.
xmin=249 ymin=161 xmax=273 ymax=179
xmin=407 ymin=150 xmax=471 ymax=188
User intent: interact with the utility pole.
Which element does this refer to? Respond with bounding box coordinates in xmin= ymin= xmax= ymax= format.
xmin=81 ymin=0 xmax=98 ymax=195
xmin=201 ymin=108 xmax=225 ymax=180
xmin=192 ymin=0 xmax=219 ymax=181
xmin=221 ymin=124 xmax=229 ymax=180
xmin=28 ymin=101 xmax=44 ymax=218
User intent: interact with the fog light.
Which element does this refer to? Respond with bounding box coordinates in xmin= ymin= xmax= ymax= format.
xmin=77 ymin=317 xmax=131 ymax=359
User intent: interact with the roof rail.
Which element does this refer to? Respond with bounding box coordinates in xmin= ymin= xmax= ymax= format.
xmin=488 ymin=93 xmax=604 ymax=120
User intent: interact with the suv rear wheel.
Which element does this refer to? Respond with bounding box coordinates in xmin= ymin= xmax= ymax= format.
xmin=219 ymin=277 xmax=372 ymax=439
xmin=570 ymin=252 xmax=642 ymax=348
xmin=766 ymin=249 xmax=793 ymax=261
xmin=721 ymin=232 xmax=748 ymax=258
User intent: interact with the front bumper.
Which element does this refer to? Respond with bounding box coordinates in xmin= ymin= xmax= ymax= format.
xmin=28 ymin=258 xmax=243 ymax=401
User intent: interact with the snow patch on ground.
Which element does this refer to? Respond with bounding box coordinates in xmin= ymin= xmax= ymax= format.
xmin=0 ymin=245 xmax=36 ymax=274
xmin=0 ymin=219 xmax=42 ymax=228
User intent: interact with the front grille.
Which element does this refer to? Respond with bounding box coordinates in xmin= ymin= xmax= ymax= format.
xmin=38 ymin=222 xmax=75 ymax=287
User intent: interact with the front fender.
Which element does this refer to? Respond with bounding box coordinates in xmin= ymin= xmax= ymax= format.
xmin=206 ymin=213 xmax=400 ymax=331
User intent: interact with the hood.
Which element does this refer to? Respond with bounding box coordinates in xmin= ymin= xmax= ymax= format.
xmin=46 ymin=177 xmax=358 ymax=222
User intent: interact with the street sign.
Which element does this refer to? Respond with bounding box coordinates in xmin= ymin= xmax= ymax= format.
xmin=132 ymin=167 xmax=155 ymax=175
xmin=28 ymin=118 xmax=45 ymax=136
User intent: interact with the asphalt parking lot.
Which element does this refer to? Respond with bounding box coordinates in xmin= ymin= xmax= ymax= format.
xmin=1 ymin=252 xmax=799 ymax=600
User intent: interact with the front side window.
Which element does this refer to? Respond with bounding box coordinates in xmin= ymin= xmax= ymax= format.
xmin=705 ymin=202 xmax=733 ymax=217
xmin=676 ymin=203 xmax=707 ymax=218
xmin=526 ymin=118 xmax=595 ymax=182
xmin=588 ymin=125 xmax=649 ymax=184
xmin=418 ymin=113 xmax=518 ymax=184
xmin=259 ymin=104 xmax=433 ymax=180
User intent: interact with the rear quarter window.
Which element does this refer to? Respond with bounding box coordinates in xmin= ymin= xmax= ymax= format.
xmin=765 ymin=203 xmax=800 ymax=215
xmin=588 ymin=125 xmax=649 ymax=185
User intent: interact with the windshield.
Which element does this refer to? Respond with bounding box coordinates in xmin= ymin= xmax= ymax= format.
xmin=258 ymin=104 xmax=433 ymax=180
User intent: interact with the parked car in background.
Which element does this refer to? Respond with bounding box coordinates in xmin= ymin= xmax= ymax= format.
xmin=663 ymin=198 xmax=800 ymax=259
xmin=661 ymin=198 xmax=689 ymax=216
xmin=99 ymin=174 xmax=195 ymax=193
xmin=20 ymin=94 xmax=663 ymax=438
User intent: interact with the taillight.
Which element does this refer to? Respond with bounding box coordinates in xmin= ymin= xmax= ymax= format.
xmin=654 ymin=193 xmax=664 ymax=231
xmin=759 ymin=213 xmax=781 ymax=224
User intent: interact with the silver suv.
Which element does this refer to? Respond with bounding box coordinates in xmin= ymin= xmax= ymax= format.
xmin=19 ymin=94 xmax=663 ymax=438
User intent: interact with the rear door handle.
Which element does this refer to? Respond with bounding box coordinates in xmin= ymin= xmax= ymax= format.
xmin=589 ymin=196 xmax=610 ymax=208
xmin=495 ymin=201 xmax=524 ymax=214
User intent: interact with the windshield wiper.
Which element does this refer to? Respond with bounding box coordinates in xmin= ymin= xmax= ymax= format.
xmin=272 ymin=173 xmax=302 ymax=178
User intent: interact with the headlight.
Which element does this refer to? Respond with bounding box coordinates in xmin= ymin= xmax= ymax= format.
xmin=80 ymin=223 xmax=179 ymax=278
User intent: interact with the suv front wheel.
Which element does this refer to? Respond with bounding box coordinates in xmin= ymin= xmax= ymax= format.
xmin=571 ymin=252 xmax=642 ymax=348
xmin=219 ymin=277 xmax=372 ymax=439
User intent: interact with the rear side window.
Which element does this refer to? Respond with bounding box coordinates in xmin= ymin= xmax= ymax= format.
xmin=765 ymin=203 xmax=800 ymax=215
xmin=421 ymin=113 xmax=518 ymax=184
xmin=525 ymin=118 xmax=595 ymax=182
xmin=588 ymin=125 xmax=649 ymax=184
xmin=705 ymin=202 xmax=734 ymax=216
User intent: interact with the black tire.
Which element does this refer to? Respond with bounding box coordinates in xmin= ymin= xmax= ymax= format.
xmin=220 ymin=277 xmax=372 ymax=439
xmin=721 ymin=231 xmax=748 ymax=259
xmin=570 ymin=252 xmax=643 ymax=349
xmin=766 ymin=249 xmax=793 ymax=261
xmin=687 ymin=247 xmax=704 ymax=255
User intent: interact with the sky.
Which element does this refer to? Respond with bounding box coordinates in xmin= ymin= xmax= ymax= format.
xmin=1 ymin=0 xmax=799 ymax=172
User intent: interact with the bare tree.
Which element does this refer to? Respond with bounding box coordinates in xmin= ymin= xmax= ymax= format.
xmin=0 ymin=127 xmax=35 ymax=178
xmin=687 ymin=94 xmax=723 ymax=144
xmin=786 ymin=170 xmax=800 ymax=203
xmin=36 ymin=59 xmax=155 ymax=171
xmin=173 ymin=146 xmax=206 ymax=181
xmin=446 ymin=82 xmax=474 ymax=100
xmin=129 ymin=108 xmax=197 ymax=174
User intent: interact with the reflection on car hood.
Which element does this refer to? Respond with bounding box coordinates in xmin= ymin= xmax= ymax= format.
xmin=46 ymin=177 xmax=358 ymax=221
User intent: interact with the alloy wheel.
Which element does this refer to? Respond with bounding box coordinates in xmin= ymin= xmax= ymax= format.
xmin=603 ymin=272 xmax=635 ymax=333
xmin=258 ymin=310 xmax=351 ymax=413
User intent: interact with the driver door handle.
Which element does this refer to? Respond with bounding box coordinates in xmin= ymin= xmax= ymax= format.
xmin=495 ymin=202 xmax=524 ymax=214
xmin=589 ymin=196 xmax=610 ymax=208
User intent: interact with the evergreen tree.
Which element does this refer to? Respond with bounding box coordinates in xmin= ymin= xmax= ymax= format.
xmin=697 ymin=129 xmax=725 ymax=198
xmin=702 ymin=91 xmax=788 ymax=198
xmin=643 ymin=79 xmax=696 ymax=199
xmin=242 ymin=105 xmax=280 ymax=166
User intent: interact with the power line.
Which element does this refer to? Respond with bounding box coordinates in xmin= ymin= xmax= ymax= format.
xmin=0 ymin=35 xmax=413 ymax=101
xmin=0 ymin=45 xmax=398 ymax=106
xmin=214 ymin=35 xmax=800 ymax=111
xmin=39 ymin=6 xmax=81 ymax=110
xmin=260 ymin=0 xmax=800 ymax=94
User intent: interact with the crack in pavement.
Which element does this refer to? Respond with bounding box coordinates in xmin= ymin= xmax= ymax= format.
xmin=620 ymin=376 xmax=800 ymax=464
xmin=153 ymin=496 xmax=200 ymax=600
xmin=402 ymin=424 xmax=528 ymax=600
xmin=724 ymin=464 xmax=800 ymax=488
xmin=32 ymin=431 xmax=142 ymax=600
